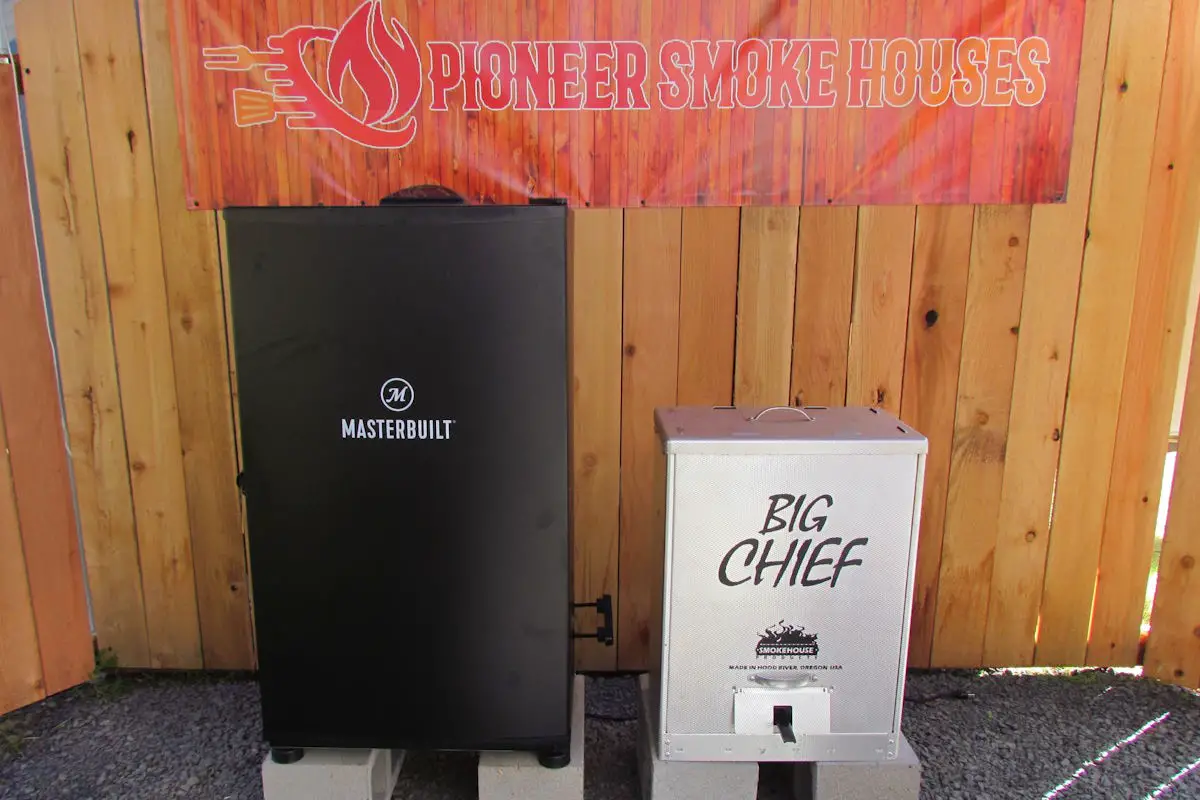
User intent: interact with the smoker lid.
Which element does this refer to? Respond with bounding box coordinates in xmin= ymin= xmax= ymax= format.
xmin=654 ymin=405 xmax=929 ymax=456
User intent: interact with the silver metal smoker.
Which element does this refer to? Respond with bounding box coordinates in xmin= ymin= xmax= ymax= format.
xmin=650 ymin=405 xmax=927 ymax=763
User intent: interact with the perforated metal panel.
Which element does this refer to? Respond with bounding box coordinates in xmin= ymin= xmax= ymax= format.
xmin=653 ymin=406 xmax=926 ymax=763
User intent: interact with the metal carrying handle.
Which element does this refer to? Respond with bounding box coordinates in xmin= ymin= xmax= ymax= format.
xmin=749 ymin=673 xmax=820 ymax=689
xmin=749 ymin=406 xmax=816 ymax=423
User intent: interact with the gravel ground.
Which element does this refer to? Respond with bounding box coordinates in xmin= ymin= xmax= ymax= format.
xmin=1 ymin=669 xmax=1198 ymax=799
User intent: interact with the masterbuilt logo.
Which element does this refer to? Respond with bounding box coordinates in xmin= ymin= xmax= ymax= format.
xmin=341 ymin=378 xmax=456 ymax=441
xmin=755 ymin=621 xmax=819 ymax=658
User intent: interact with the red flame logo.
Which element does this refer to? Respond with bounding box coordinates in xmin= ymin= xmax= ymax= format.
xmin=202 ymin=0 xmax=422 ymax=149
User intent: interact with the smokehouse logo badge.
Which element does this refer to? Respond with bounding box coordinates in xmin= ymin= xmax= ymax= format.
xmin=756 ymin=621 xmax=819 ymax=659
xmin=202 ymin=0 xmax=1055 ymax=151
xmin=380 ymin=377 xmax=415 ymax=413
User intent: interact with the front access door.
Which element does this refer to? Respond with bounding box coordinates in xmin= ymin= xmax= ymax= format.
xmin=224 ymin=204 xmax=571 ymax=753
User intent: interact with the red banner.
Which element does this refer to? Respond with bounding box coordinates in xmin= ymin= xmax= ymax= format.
xmin=167 ymin=0 xmax=1087 ymax=209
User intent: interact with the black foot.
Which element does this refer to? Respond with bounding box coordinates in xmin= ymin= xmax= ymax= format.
xmin=537 ymin=748 xmax=570 ymax=769
xmin=271 ymin=747 xmax=304 ymax=765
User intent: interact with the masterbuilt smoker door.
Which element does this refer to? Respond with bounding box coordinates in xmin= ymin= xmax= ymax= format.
xmin=223 ymin=205 xmax=572 ymax=755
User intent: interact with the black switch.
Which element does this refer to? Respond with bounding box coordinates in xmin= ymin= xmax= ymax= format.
xmin=773 ymin=705 xmax=797 ymax=744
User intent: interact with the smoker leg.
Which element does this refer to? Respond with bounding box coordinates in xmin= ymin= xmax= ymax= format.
xmin=270 ymin=747 xmax=304 ymax=765
xmin=537 ymin=746 xmax=570 ymax=769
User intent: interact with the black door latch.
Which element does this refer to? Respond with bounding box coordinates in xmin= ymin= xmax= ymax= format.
xmin=571 ymin=594 xmax=614 ymax=646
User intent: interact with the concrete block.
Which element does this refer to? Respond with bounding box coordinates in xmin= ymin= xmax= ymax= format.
xmin=261 ymin=747 xmax=403 ymax=800
xmin=793 ymin=734 xmax=921 ymax=800
xmin=637 ymin=674 xmax=759 ymax=800
xmin=478 ymin=674 xmax=585 ymax=800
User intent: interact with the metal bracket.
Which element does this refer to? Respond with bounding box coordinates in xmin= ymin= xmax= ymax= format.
xmin=571 ymin=594 xmax=614 ymax=646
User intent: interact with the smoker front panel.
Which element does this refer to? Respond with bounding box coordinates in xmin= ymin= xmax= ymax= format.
xmin=663 ymin=452 xmax=918 ymax=738
xmin=225 ymin=206 xmax=571 ymax=752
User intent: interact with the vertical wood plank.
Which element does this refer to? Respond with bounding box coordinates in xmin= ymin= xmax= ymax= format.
xmin=0 ymin=403 xmax=45 ymax=714
xmin=0 ymin=63 xmax=93 ymax=695
xmin=678 ymin=208 xmax=740 ymax=406
xmin=1090 ymin=0 xmax=1200 ymax=667
xmin=139 ymin=0 xmax=254 ymax=670
xmin=617 ymin=208 xmax=681 ymax=670
xmin=15 ymin=0 xmax=149 ymax=666
xmin=899 ymin=205 xmax=974 ymax=668
xmin=982 ymin=0 xmax=1113 ymax=668
xmin=215 ymin=210 xmax=256 ymax=662
xmin=1145 ymin=293 xmax=1200 ymax=687
xmin=734 ymin=207 xmax=800 ymax=406
xmin=569 ymin=209 xmax=624 ymax=672
xmin=790 ymin=207 xmax=858 ymax=408
xmin=846 ymin=207 xmax=917 ymax=415
xmin=74 ymin=0 xmax=202 ymax=669
xmin=1038 ymin=0 xmax=1174 ymax=666
xmin=932 ymin=206 xmax=1031 ymax=667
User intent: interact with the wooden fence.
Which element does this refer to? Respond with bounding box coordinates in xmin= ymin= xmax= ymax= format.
xmin=0 ymin=54 xmax=92 ymax=713
xmin=4 ymin=0 xmax=1200 ymax=688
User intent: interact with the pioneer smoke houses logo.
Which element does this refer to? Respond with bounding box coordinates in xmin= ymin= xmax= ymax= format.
xmin=202 ymin=0 xmax=1055 ymax=151
xmin=756 ymin=621 xmax=819 ymax=658
xmin=203 ymin=0 xmax=422 ymax=148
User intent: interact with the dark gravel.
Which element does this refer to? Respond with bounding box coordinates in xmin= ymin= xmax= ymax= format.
xmin=1 ymin=669 xmax=1198 ymax=799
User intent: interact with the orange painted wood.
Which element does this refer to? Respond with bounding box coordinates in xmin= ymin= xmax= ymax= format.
xmin=166 ymin=0 xmax=1087 ymax=209
xmin=846 ymin=207 xmax=917 ymax=415
xmin=75 ymin=0 xmax=203 ymax=669
xmin=1037 ymin=0 xmax=1174 ymax=667
xmin=0 ymin=399 xmax=45 ymax=715
xmin=1090 ymin=0 xmax=1200 ymax=669
xmin=569 ymin=210 xmax=624 ymax=671
xmin=981 ymin=0 xmax=1113 ymax=669
xmin=0 ymin=61 xmax=93 ymax=697
xmin=899 ymin=205 xmax=974 ymax=668
xmin=678 ymin=208 xmax=741 ymax=405
xmin=617 ymin=208 xmax=681 ymax=669
xmin=931 ymin=205 xmax=1031 ymax=667
xmin=790 ymin=207 xmax=857 ymax=408
xmin=140 ymin=0 xmax=256 ymax=670
xmin=734 ymin=207 xmax=801 ymax=406
xmin=15 ymin=0 xmax=151 ymax=667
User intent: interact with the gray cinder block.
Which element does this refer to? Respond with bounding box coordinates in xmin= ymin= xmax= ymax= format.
xmin=637 ymin=674 xmax=759 ymax=800
xmin=794 ymin=734 xmax=921 ymax=800
xmin=261 ymin=747 xmax=403 ymax=800
xmin=478 ymin=673 xmax=585 ymax=800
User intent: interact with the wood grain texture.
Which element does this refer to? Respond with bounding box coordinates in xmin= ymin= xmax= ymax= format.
xmin=617 ymin=208 xmax=681 ymax=670
xmin=734 ymin=207 xmax=800 ymax=406
xmin=74 ymin=0 xmax=202 ymax=669
xmin=899 ymin=205 xmax=974 ymax=668
xmin=982 ymin=0 xmax=1113 ymax=668
xmin=847 ymin=207 xmax=917 ymax=415
xmin=15 ymin=0 xmax=149 ymax=667
xmin=569 ymin=210 xmax=624 ymax=671
xmin=932 ymin=205 xmax=1031 ymax=667
xmin=166 ymin=0 xmax=1087 ymax=209
xmin=1090 ymin=0 xmax=1200 ymax=668
xmin=1037 ymin=0 xmax=1174 ymax=667
xmin=0 ymin=402 xmax=45 ymax=715
xmin=0 ymin=63 xmax=93 ymax=696
xmin=677 ymin=208 xmax=740 ymax=405
xmin=139 ymin=0 xmax=255 ymax=670
xmin=790 ymin=207 xmax=857 ymax=408
xmin=1144 ymin=290 xmax=1200 ymax=688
